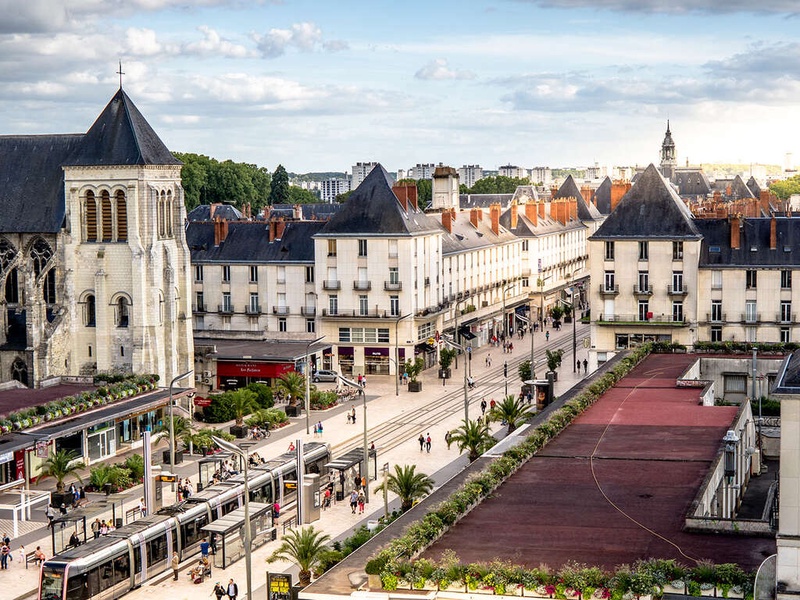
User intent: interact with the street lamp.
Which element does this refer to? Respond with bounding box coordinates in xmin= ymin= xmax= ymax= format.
xmin=212 ymin=436 xmax=252 ymax=600
xmin=304 ymin=336 xmax=325 ymax=434
xmin=453 ymin=293 xmax=472 ymax=370
xmin=441 ymin=337 xmax=469 ymax=423
xmin=502 ymin=284 xmax=514 ymax=340
xmin=169 ymin=370 xmax=193 ymax=494
xmin=337 ymin=374 xmax=369 ymax=502
xmin=395 ymin=313 xmax=411 ymax=396
xmin=569 ymin=272 xmax=579 ymax=373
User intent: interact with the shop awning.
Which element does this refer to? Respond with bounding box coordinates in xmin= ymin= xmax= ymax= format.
xmin=458 ymin=328 xmax=477 ymax=340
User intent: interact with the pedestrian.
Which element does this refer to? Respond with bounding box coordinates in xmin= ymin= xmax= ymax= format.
xmin=349 ymin=490 xmax=358 ymax=514
xmin=227 ymin=578 xmax=239 ymax=600
xmin=546 ymin=331 xmax=550 ymax=341
xmin=91 ymin=518 xmax=100 ymax=539
xmin=313 ymin=422 xmax=319 ymax=437
xmin=100 ymin=520 xmax=109 ymax=536
xmin=357 ymin=489 xmax=366 ymax=514
xmin=445 ymin=431 xmax=452 ymax=449
xmin=480 ymin=398 xmax=487 ymax=415
xmin=0 ymin=543 xmax=8 ymax=570
xmin=583 ymin=358 xmax=588 ymax=373
xmin=69 ymin=531 xmax=81 ymax=548
xmin=490 ymin=398 xmax=496 ymax=411
xmin=17 ymin=545 xmax=24 ymax=565
xmin=576 ymin=359 xmax=581 ymax=373
xmin=347 ymin=411 xmax=352 ymax=424
xmin=200 ymin=537 xmax=210 ymax=559
xmin=171 ymin=550 xmax=180 ymax=580
xmin=45 ymin=505 xmax=56 ymax=529
xmin=138 ymin=497 xmax=146 ymax=517
xmin=210 ymin=532 xmax=218 ymax=555
xmin=212 ymin=582 xmax=226 ymax=600
xmin=323 ymin=487 xmax=331 ymax=510
xmin=351 ymin=407 xmax=356 ymax=424
xmin=317 ymin=421 xmax=323 ymax=436
xmin=425 ymin=433 xmax=432 ymax=453
xmin=362 ymin=374 xmax=366 ymax=388
xmin=288 ymin=441 xmax=295 ymax=452
xmin=34 ymin=546 xmax=46 ymax=565
xmin=418 ymin=433 xmax=425 ymax=451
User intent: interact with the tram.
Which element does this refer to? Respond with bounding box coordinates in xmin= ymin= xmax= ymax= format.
xmin=39 ymin=442 xmax=330 ymax=600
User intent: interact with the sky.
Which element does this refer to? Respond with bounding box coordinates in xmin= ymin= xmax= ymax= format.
xmin=1 ymin=0 xmax=800 ymax=175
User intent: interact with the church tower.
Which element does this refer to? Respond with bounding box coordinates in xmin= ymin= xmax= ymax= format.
xmin=660 ymin=120 xmax=677 ymax=180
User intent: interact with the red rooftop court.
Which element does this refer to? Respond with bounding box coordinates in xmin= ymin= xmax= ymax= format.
xmin=424 ymin=353 xmax=776 ymax=571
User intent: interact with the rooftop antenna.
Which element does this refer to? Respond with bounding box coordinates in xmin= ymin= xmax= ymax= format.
xmin=117 ymin=61 xmax=125 ymax=90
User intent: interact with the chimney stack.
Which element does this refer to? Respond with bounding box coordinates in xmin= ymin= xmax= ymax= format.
xmin=581 ymin=186 xmax=594 ymax=206
xmin=470 ymin=208 xmax=479 ymax=228
xmin=771 ymin=215 xmax=777 ymax=250
xmin=525 ymin=201 xmax=538 ymax=226
xmin=569 ymin=198 xmax=578 ymax=221
xmin=730 ymin=216 xmax=741 ymax=250
xmin=393 ymin=184 xmax=418 ymax=212
xmin=538 ymin=200 xmax=545 ymax=220
xmin=510 ymin=202 xmax=518 ymax=230
xmin=610 ymin=181 xmax=630 ymax=212
xmin=490 ymin=204 xmax=500 ymax=235
xmin=442 ymin=210 xmax=453 ymax=233
xmin=760 ymin=190 xmax=771 ymax=215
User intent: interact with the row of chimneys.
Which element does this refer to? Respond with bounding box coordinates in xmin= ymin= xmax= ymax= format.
xmin=439 ymin=198 xmax=586 ymax=235
xmin=729 ymin=214 xmax=784 ymax=251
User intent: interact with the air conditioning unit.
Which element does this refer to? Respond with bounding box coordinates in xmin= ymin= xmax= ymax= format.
xmin=203 ymin=377 xmax=212 ymax=385
xmin=203 ymin=371 xmax=212 ymax=378
xmin=194 ymin=374 xmax=202 ymax=382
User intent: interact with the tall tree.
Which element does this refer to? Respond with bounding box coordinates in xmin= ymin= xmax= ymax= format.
xmin=269 ymin=164 xmax=290 ymax=205
xmin=770 ymin=174 xmax=800 ymax=200
xmin=267 ymin=526 xmax=331 ymax=586
xmin=275 ymin=371 xmax=306 ymax=407
xmin=449 ymin=418 xmax=495 ymax=462
xmin=467 ymin=176 xmax=530 ymax=194
xmin=489 ymin=395 xmax=534 ymax=434
xmin=288 ymin=186 xmax=320 ymax=204
xmin=37 ymin=449 xmax=85 ymax=493
xmin=382 ymin=464 xmax=434 ymax=512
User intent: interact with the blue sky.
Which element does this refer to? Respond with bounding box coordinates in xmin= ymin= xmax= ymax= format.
xmin=1 ymin=0 xmax=799 ymax=174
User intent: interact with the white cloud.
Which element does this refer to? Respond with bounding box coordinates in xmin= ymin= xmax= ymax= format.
xmin=124 ymin=28 xmax=165 ymax=57
xmin=183 ymin=25 xmax=254 ymax=58
xmin=414 ymin=58 xmax=475 ymax=81
xmin=519 ymin=0 xmax=800 ymax=14
xmin=253 ymin=22 xmax=323 ymax=58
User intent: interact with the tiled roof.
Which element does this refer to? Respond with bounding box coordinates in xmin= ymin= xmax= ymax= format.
xmin=594 ymin=177 xmax=613 ymax=214
xmin=187 ymin=220 xmax=324 ymax=263
xmin=553 ymin=175 xmax=603 ymax=221
xmin=697 ymin=217 xmax=800 ymax=267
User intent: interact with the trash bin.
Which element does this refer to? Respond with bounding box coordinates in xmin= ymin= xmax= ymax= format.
xmin=196 ymin=482 xmax=204 ymax=492
xmin=335 ymin=491 xmax=344 ymax=502
xmin=115 ymin=518 xmax=123 ymax=529
xmin=103 ymin=483 xmax=112 ymax=496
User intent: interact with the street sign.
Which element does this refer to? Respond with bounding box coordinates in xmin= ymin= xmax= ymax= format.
xmin=267 ymin=572 xmax=292 ymax=600
xmin=194 ymin=397 xmax=213 ymax=407
xmin=36 ymin=441 xmax=49 ymax=459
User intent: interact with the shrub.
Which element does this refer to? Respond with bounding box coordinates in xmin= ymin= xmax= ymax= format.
xmin=202 ymin=394 xmax=236 ymax=423
xmin=125 ymin=454 xmax=145 ymax=482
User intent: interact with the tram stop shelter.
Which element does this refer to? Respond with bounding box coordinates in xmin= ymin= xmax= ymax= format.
xmin=201 ymin=502 xmax=274 ymax=570
xmin=323 ymin=447 xmax=377 ymax=501
xmin=196 ymin=451 xmax=236 ymax=491
xmin=50 ymin=511 xmax=89 ymax=555
xmin=0 ymin=479 xmax=51 ymax=537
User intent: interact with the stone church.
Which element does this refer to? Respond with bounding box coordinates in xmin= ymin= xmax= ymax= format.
xmin=0 ymin=87 xmax=193 ymax=387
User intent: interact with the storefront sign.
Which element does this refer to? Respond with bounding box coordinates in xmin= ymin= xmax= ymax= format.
xmin=14 ymin=450 xmax=25 ymax=480
xmin=35 ymin=440 xmax=49 ymax=459
xmin=365 ymin=347 xmax=389 ymax=357
xmin=267 ymin=572 xmax=292 ymax=600
xmin=193 ymin=397 xmax=213 ymax=407
xmin=0 ymin=451 xmax=13 ymax=464
xmin=217 ymin=361 xmax=293 ymax=378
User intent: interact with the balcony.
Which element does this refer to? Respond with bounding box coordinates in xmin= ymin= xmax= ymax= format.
xmin=777 ymin=312 xmax=796 ymax=324
xmin=706 ymin=312 xmax=726 ymax=323
xmin=272 ymin=306 xmax=290 ymax=315
xmin=323 ymin=280 xmax=341 ymax=290
xmin=384 ymin=281 xmax=403 ymax=291
xmin=218 ymin=304 xmax=234 ymax=314
xmin=597 ymin=314 xmax=686 ymax=326
xmin=321 ymin=308 xmax=390 ymax=318
xmin=632 ymin=285 xmax=653 ymax=296
xmin=301 ymin=306 xmax=316 ymax=316
xmin=353 ymin=281 xmax=372 ymax=291
xmin=741 ymin=312 xmax=761 ymax=324
xmin=246 ymin=305 xmax=261 ymax=315
xmin=192 ymin=304 xmax=206 ymax=314
xmin=668 ymin=284 xmax=688 ymax=296
xmin=599 ymin=284 xmax=619 ymax=296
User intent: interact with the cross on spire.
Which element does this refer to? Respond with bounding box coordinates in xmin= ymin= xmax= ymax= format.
xmin=117 ymin=61 xmax=125 ymax=89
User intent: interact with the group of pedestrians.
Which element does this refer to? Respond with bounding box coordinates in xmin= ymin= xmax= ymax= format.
xmin=211 ymin=579 xmax=240 ymax=600
xmin=417 ymin=433 xmax=432 ymax=453
xmin=90 ymin=518 xmax=117 ymax=538
xmin=576 ymin=358 xmax=589 ymax=374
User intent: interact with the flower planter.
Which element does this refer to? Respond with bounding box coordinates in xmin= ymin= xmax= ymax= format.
xmin=408 ymin=381 xmax=423 ymax=392
xmin=367 ymin=574 xmax=382 ymax=590
xmin=664 ymin=583 xmax=685 ymax=595
xmin=700 ymin=587 xmax=715 ymax=597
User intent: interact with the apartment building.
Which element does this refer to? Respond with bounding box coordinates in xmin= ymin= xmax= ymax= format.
xmin=320 ymin=177 xmax=351 ymax=202
xmin=458 ymin=164 xmax=484 ymax=188
xmin=351 ymin=162 xmax=378 ymax=189
xmin=409 ymin=163 xmax=436 ymax=180
xmin=499 ymin=164 xmax=528 ymax=180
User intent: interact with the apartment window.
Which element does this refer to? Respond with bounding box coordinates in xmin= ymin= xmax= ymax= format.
xmin=222 ymin=265 xmax=231 ymax=283
xmin=390 ymin=296 xmax=399 ymax=317
xmin=745 ymin=300 xmax=757 ymax=323
xmin=306 ymin=318 xmax=316 ymax=333
xmin=746 ymin=326 xmax=757 ymax=343
xmin=522 ymin=277 xmax=529 ymax=288
xmin=604 ymin=271 xmax=615 ymax=292
xmin=672 ymin=271 xmax=683 ymax=293
xmin=222 ymin=292 xmax=232 ymax=312
xmin=781 ymin=302 xmax=792 ymax=323
xmin=746 ymin=270 xmax=757 ymax=289
xmin=278 ymin=318 xmax=287 ymax=332
xmin=638 ymin=241 xmax=649 ymax=261
xmin=638 ymin=271 xmax=649 ymax=293
xmin=672 ymin=301 xmax=684 ymax=323
xmin=672 ymin=241 xmax=684 ymax=260
xmin=194 ymin=265 xmax=204 ymax=282
xmin=782 ymin=270 xmax=793 ymax=289
xmin=249 ymin=265 xmax=258 ymax=283
xmin=604 ymin=241 xmax=615 ymax=260
xmin=724 ymin=374 xmax=747 ymax=394
xmin=305 ymin=266 xmax=315 ymax=283
xmin=389 ymin=240 xmax=398 ymax=258
xmin=329 ymin=295 xmax=338 ymax=315
xmin=711 ymin=270 xmax=722 ymax=289
xmin=327 ymin=239 xmax=337 ymax=257
xmin=359 ymin=295 xmax=368 ymax=316
xmin=277 ymin=266 xmax=286 ymax=284
xmin=358 ymin=239 xmax=368 ymax=257
xmin=389 ymin=267 xmax=399 ymax=285
xmin=249 ymin=293 xmax=259 ymax=313
xmin=781 ymin=327 xmax=791 ymax=343
xmin=711 ymin=300 xmax=722 ymax=322
xmin=195 ymin=292 xmax=204 ymax=312
xmin=638 ymin=300 xmax=649 ymax=321
xmin=711 ymin=326 xmax=722 ymax=342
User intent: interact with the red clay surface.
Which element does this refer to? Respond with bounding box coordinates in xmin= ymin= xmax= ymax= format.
xmin=423 ymin=354 xmax=776 ymax=571
xmin=0 ymin=383 xmax=95 ymax=418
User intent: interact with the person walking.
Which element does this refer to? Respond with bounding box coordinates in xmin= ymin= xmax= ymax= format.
xmin=480 ymin=398 xmax=487 ymax=415
xmin=418 ymin=433 xmax=425 ymax=451
xmin=425 ymin=433 xmax=432 ymax=453
xmin=583 ymin=358 xmax=588 ymax=373
xmin=227 ymin=578 xmax=239 ymax=600
xmin=576 ymin=359 xmax=581 ymax=373
xmin=200 ymin=537 xmax=210 ymax=560
xmin=445 ymin=430 xmax=452 ymax=449
xmin=349 ymin=490 xmax=358 ymax=514
xmin=212 ymin=582 xmax=226 ymax=600
xmin=317 ymin=421 xmax=323 ymax=436
xmin=351 ymin=407 xmax=356 ymax=424
xmin=546 ymin=331 xmax=550 ymax=341
xmin=171 ymin=550 xmax=180 ymax=580
xmin=91 ymin=518 xmax=100 ymax=539
xmin=0 ymin=543 xmax=9 ymax=570
xmin=357 ymin=489 xmax=366 ymax=514
xmin=45 ymin=505 xmax=56 ymax=529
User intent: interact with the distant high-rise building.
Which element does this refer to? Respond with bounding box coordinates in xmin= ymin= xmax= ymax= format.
xmin=409 ymin=163 xmax=436 ymax=180
xmin=396 ymin=168 xmax=407 ymax=181
xmin=530 ymin=166 xmax=552 ymax=186
xmin=458 ymin=164 xmax=483 ymax=188
xmin=320 ymin=178 xmax=351 ymax=202
xmin=352 ymin=162 xmax=378 ymax=189
xmin=499 ymin=164 xmax=529 ymax=180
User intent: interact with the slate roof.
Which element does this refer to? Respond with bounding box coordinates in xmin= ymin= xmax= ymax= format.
xmin=591 ymin=164 xmax=701 ymax=240
xmin=498 ymin=207 xmax=585 ymax=238
xmin=187 ymin=220 xmax=324 ymax=263
xmin=187 ymin=204 xmax=244 ymax=222
xmin=458 ymin=193 xmax=514 ymax=210
xmin=746 ymin=176 xmax=762 ymax=197
xmin=773 ymin=351 xmax=800 ymax=395
xmin=696 ymin=217 xmax=800 ymax=267
xmin=271 ymin=203 xmax=340 ymax=221
xmin=712 ymin=175 xmax=755 ymax=199
xmin=0 ymin=134 xmax=82 ymax=232
xmin=593 ymin=177 xmax=613 ymax=215
xmin=316 ymin=164 xmax=441 ymax=237
xmin=673 ymin=168 xmax=711 ymax=196
xmin=441 ymin=210 xmax=518 ymax=257
xmin=552 ymin=175 xmax=603 ymax=221
xmin=64 ymin=89 xmax=180 ymax=167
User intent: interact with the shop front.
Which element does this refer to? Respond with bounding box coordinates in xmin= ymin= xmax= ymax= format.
xmin=217 ymin=361 xmax=294 ymax=389
xmin=364 ymin=347 xmax=390 ymax=375
xmin=338 ymin=346 xmax=354 ymax=376
xmin=0 ymin=452 xmax=15 ymax=485
xmin=87 ymin=420 xmax=116 ymax=462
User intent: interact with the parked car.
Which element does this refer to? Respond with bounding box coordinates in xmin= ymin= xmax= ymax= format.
xmin=312 ymin=369 xmax=339 ymax=383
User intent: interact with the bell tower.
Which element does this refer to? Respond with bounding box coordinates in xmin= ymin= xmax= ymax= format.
xmin=660 ymin=120 xmax=677 ymax=180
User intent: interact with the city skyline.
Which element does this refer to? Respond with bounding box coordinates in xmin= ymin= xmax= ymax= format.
xmin=1 ymin=0 xmax=799 ymax=173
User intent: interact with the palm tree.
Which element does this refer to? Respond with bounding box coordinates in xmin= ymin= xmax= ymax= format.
xmin=490 ymin=395 xmax=534 ymax=434
xmin=38 ymin=449 xmax=85 ymax=493
xmin=449 ymin=418 xmax=496 ymax=462
xmin=227 ymin=388 xmax=259 ymax=426
xmin=276 ymin=371 xmax=306 ymax=407
xmin=154 ymin=415 xmax=193 ymax=452
xmin=382 ymin=464 xmax=434 ymax=512
xmin=267 ymin=526 xmax=331 ymax=586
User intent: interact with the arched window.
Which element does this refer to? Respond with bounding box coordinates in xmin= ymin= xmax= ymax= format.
xmin=30 ymin=238 xmax=53 ymax=277
xmin=101 ymin=191 xmax=113 ymax=242
xmin=116 ymin=297 xmax=129 ymax=328
xmin=11 ymin=358 xmax=28 ymax=387
xmin=85 ymin=191 xmax=98 ymax=242
xmin=4 ymin=268 xmax=18 ymax=304
xmin=116 ymin=191 xmax=128 ymax=242
xmin=85 ymin=294 xmax=96 ymax=327
xmin=158 ymin=191 xmax=166 ymax=239
xmin=43 ymin=269 xmax=56 ymax=304
xmin=166 ymin=190 xmax=174 ymax=237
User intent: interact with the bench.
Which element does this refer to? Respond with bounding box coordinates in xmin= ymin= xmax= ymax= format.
xmin=25 ymin=550 xmax=40 ymax=569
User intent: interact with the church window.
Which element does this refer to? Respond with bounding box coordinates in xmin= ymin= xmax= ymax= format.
xmin=121 ymin=346 xmax=125 ymax=357
xmin=101 ymin=191 xmax=113 ymax=242
xmin=158 ymin=191 xmax=166 ymax=239
xmin=88 ymin=345 xmax=92 ymax=358
xmin=5 ymin=268 xmax=18 ymax=304
xmin=43 ymin=269 xmax=56 ymax=304
xmin=116 ymin=191 xmax=128 ymax=241
xmin=30 ymin=238 xmax=53 ymax=277
xmin=166 ymin=190 xmax=174 ymax=237
xmin=116 ymin=297 xmax=130 ymax=328
xmin=85 ymin=295 xmax=96 ymax=327
xmin=11 ymin=358 xmax=28 ymax=387
xmin=85 ymin=191 xmax=98 ymax=242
